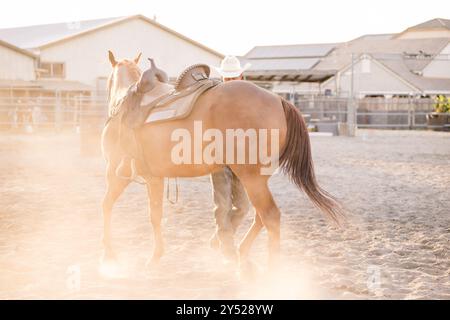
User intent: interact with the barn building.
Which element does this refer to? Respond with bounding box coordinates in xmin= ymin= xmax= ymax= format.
xmin=0 ymin=14 xmax=224 ymax=96
xmin=0 ymin=15 xmax=224 ymax=130
xmin=242 ymin=18 xmax=450 ymax=99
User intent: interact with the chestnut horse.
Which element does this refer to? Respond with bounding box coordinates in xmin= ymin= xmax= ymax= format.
xmin=101 ymin=52 xmax=344 ymax=274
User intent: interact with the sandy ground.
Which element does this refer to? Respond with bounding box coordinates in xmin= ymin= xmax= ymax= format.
xmin=0 ymin=129 xmax=449 ymax=300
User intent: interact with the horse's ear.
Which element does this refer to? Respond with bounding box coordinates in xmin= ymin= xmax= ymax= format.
xmin=108 ymin=50 xmax=117 ymax=67
xmin=134 ymin=52 xmax=142 ymax=64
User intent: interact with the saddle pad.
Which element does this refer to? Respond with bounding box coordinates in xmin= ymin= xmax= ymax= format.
xmin=143 ymin=79 xmax=218 ymax=124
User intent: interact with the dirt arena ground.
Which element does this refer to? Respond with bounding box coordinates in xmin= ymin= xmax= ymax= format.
xmin=0 ymin=129 xmax=449 ymax=299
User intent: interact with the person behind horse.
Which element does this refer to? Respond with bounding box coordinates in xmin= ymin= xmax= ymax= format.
xmin=209 ymin=56 xmax=252 ymax=261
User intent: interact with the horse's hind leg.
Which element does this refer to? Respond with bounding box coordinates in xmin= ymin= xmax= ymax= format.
xmin=102 ymin=164 xmax=129 ymax=260
xmin=146 ymin=177 xmax=165 ymax=265
xmin=236 ymin=174 xmax=281 ymax=271
xmin=239 ymin=213 xmax=263 ymax=260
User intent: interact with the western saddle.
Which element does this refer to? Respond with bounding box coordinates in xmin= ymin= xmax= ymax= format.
xmin=121 ymin=64 xmax=219 ymax=129
xmin=113 ymin=63 xmax=219 ymax=180
xmin=175 ymin=64 xmax=211 ymax=90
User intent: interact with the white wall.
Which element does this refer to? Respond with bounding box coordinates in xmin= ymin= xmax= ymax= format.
xmin=422 ymin=43 xmax=450 ymax=78
xmin=0 ymin=45 xmax=35 ymax=80
xmin=321 ymin=58 xmax=417 ymax=96
xmin=39 ymin=17 xmax=223 ymax=89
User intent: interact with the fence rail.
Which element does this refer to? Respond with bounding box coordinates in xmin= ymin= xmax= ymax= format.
xmin=0 ymin=95 xmax=442 ymax=132
xmin=0 ymin=96 xmax=108 ymax=130
xmin=296 ymin=97 xmax=436 ymax=129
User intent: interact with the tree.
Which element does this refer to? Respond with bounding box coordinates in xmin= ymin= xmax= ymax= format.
xmin=434 ymin=95 xmax=450 ymax=113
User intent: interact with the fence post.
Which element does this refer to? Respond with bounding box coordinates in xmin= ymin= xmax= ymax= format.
xmin=348 ymin=99 xmax=357 ymax=136
xmin=55 ymin=90 xmax=62 ymax=132
xmin=412 ymin=98 xmax=417 ymax=129
xmin=407 ymin=109 xmax=412 ymax=129
xmin=347 ymin=53 xmax=357 ymax=137
xmin=407 ymin=95 xmax=412 ymax=130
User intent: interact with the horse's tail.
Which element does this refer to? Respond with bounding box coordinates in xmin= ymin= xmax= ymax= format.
xmin=279 ymin=98 xmax=345 ymax=226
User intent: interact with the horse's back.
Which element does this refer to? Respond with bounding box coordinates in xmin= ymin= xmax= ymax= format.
xmin=198 ymin=80 xmax=287 ymax=132
xmin=138 ymin=80 xmax=287 ymax=177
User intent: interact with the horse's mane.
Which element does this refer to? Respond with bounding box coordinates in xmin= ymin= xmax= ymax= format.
xmin=107 ymin=59 xmax=141 ymax=105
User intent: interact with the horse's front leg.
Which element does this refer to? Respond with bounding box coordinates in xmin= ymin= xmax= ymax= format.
xmin=146 ymin=177 xmax=165 ymax=265
xmin=102 ymin=164 xmax=130 ymax=261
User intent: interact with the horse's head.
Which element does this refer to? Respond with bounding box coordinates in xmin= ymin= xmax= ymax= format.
xmin=107 ymin=50 xmax=142 ymax=106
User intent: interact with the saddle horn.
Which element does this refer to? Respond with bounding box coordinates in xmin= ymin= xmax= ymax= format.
xmin=148 ymin=58 xmax=169 ymax=83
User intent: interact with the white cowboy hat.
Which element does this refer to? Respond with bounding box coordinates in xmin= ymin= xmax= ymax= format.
xmin=213 ymin=55 xmax=251 ymax=78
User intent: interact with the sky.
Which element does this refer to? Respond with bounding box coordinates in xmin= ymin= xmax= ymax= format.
xmin=0 ymin=0 xmax=449 ymax=55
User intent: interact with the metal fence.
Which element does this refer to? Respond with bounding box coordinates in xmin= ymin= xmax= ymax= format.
xmin=0 ymin=95 xmax=439 ymax=132
xmin=296 ymin=97 xmax=435 ymax=129
xmin=0 ymin=96 xmax=107 ymax=131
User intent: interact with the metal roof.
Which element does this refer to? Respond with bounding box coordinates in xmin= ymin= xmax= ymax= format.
xmin=241 ymin=44 xmax=337 ymax=83
xmin=245 ymin=57 xmax=321 ymax=71
xmin=375 ymin=57 xmax=450 ymax=93
xmin=351 ymin=34 xmax=394 ymax=42
xmin=0 ymin=15 xmax=224 ymax=58
xmin=314 ymin=37 xmax=450 ymax=72
xmin=0 ymin=17 xmax=118 ymax=49
xmin=0 ymin=79 xmax=93 ymax=91
xmin=0 ymin=39 xmax=36 ymax=58
xmin=0 ymin=79 xmax=40 ymax=88
xmin=34 ymin=80 xmax=94 ymax=91
xmin=406 ymin=18 xmax=450 ymax=31
xmin=244 ymin=69 xmax=336 ymax=83
xmin=245 ymin=43 xmax=337 ymax=59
